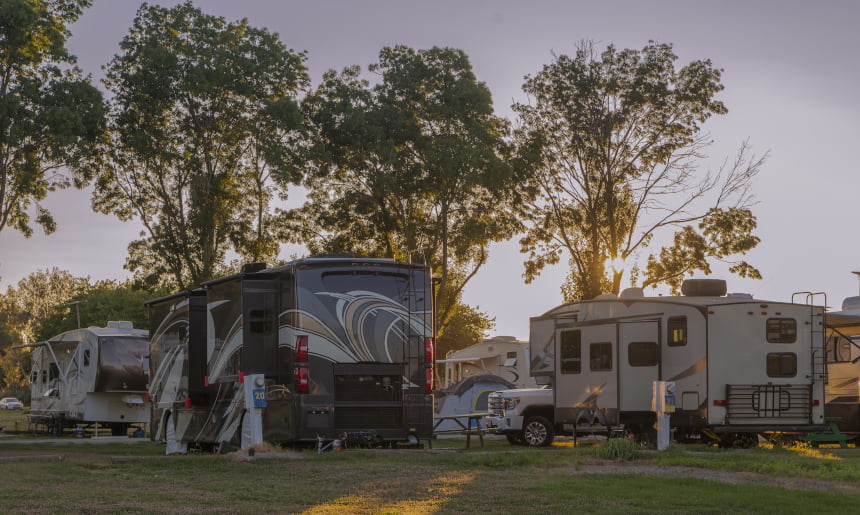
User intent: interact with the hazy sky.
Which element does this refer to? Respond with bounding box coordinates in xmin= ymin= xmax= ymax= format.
xmin=1 ymin=0 xmax=859 ymax=340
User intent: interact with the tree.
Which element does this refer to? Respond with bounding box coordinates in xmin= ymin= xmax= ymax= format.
xmin=515 ymin=41 xmax=765 ymax=301
xmin=0 ymin=268 xmax=89 ymax=390
xmin=34 ymin=279 xmax=167 ymax=341
xmin=0 ymin=0 xmax=105 ymax=237
xmin=94 ymin=2 xmax=308 ymax=289
xmin=296 ymin=46 xmax=517 ymax=345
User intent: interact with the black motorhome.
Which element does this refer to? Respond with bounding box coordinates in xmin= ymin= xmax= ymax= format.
xmin=146 ymin=256 xmax=435 ymax=451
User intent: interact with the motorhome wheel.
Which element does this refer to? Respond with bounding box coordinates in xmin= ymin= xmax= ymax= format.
xmin=522 ymin=416 xmax=554 ymax=447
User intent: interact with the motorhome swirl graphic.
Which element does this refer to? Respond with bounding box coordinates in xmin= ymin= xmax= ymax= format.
xmin=146 ymin=256 xmax=434 ymax=452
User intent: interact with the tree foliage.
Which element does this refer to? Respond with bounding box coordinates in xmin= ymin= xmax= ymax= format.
xmin=34 ymin=279 xmax=166 ymax=341
xmin=515 ymin=41 xmax=765 ymax=300
xmin=296 ymin=46 xmax=517 ymax=344
xmin=0 ymin=0 xmax=105 ymax=237
xmin=0 ymin=268 xmax=89 ymax=389
xmin=94 ymin=2 xmax=308 ymax=289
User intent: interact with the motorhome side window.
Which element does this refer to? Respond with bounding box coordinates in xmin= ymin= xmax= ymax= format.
xmin=83 ymin=349 xmax=90 ymax=367
xmin=560 ymin=330 xmax=581 ymax=374
xmin=667 ymin=316 xmax=687 ymax=347
xmin=628 ymin=342 xmax=657 ymax=367
xmin=766 ymin=318 xmax=796 ymax=343
xmin=767 ymin=352 xmax=797 ymax=377
xmin=589 ymin=342 xmax=612 ymax=371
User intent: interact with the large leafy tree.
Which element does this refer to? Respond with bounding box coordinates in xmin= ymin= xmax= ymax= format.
xmin=515 ymin=41 xmax=765 ymax=301
xmin=94 ymin=2 xmax=308 ymax=289
xmin=34 ymin=279 xmax=168 ymax=341
xmin=0 ymin=0 xmax=105 ymax=237
xmin=0 ymin=268 xmax=89 ymax=390
xmin=296 ymin=46 xmax=518 ymax=344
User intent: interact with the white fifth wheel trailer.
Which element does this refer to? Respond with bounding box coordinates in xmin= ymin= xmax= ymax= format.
xmin=487 ymin=279 xmax=827 ymax=447
xmin=436 ymin=336 xmax=536 ymax=389
xmin=20 ymin=322 xmax=150 ymax=435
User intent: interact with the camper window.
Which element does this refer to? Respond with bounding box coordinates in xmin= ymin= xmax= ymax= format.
xmin=766 ymin=352 xmax=797 ymax=377
xmin=668 ymin=317 xmax=687 ymax=347
xmin=628 ymin=342 xmax=657 ymax=367
xmin=589 ymin=342 xmax=612 ymax=371
xmin=41 ymin=370 xmax=47 ymax=384
xmin=83 ymin=349 xmax=90 ymax=367
xmin=766 ymin=318 xmax=797 ymax=343
xmin=560 ymin=330 xmax=582 ymax=374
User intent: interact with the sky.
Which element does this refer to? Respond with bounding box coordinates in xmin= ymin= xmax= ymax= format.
xmin=1 ymin=0 xmax=859 ymax=341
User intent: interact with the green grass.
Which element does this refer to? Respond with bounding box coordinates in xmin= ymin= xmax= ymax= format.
xmin=0 ymin=438 xmax=858 ymax=514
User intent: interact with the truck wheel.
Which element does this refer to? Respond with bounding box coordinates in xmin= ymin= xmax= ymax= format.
xmin=522 ymin=416 xmax=554 ymax=447
xmin=506 ymin=433 xmax=524 ymax=445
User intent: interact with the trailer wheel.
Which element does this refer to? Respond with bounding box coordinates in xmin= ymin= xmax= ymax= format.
xmin=109 ymin=423 xmax=129 ymax=437
xmin=522 ymin=416 xmax=554 ymax=447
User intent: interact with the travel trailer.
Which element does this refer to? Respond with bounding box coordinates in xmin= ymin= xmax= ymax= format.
xmin=823 ymin=296 xmax=860 ymax=434
xmin=146 ymin=256 xmax=435 ymax=452
xmin=436 ymin=336 xmax=536 ymax=388
xmin=486 ymin=279 xmax=827 ymax=447
xmin=21 ymin=322 xmax=150 ymax=435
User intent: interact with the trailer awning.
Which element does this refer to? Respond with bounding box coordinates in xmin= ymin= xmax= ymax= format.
xmin=825 ymin=312 xmax=860 ymax=336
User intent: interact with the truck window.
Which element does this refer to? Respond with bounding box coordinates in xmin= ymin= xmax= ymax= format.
xmin=560 ymin=330 xmax=581 ymax=374
xmin=628 ymin=341 xmax=657 ymax=367
xmin=767 ymin=318 xmax=796 ymax=343
xmin=767 ymin=352 xmax=796 ymax=377
xmin=589 ymin=342 xmax=612 ymax=371
xmin=668 ymin=316 xmax=687 ymax=347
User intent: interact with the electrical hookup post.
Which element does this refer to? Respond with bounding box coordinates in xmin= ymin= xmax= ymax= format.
xmin=242 ymin=373 xmax=266 ymax=449
xmin=652 ymin=381 xmax=676 ymax=451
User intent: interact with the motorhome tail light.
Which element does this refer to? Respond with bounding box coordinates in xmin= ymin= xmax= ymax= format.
xmin=295 ymin=366 xmax=309 ymax=394
xmin=425 ymin=367 xmax=434 ymax=394
xmin=713 ymin=400 xmax=727 ymax=407
xmin=184 ymin=397 xmax=192 ymax=409
xmin=146 ymin=392 xmax=152 ymax=403
xmin=424 ymin=337 xmax=434 ymax=364
xmin=204 ymin=376 xmax=209 ymax=387
xmin=296 ymin=335 xmax=309 ymax=363
xmin=812 ymin=399 xmax=820 ymax=406
xmin=239 ymin=371 xmax=245 ymax=384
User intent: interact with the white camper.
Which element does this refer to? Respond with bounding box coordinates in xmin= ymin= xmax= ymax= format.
xmin=437 ymin=336 xmax=536 ymax=388
xmin=22 ymin=322 xmax=150 ymax=435
xmin=529 ymin=279 xmax=827 ymax=446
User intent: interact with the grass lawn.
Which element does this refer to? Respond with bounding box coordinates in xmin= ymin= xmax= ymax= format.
xmin=1 ymin=436 xmax=859 ymax=514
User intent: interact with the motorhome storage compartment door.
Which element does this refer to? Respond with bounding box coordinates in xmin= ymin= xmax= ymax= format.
xmin=333 ymin=363 xmax=404 ymax=429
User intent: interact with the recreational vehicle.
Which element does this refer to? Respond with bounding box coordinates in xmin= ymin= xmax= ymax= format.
xmin=486 ymin=279 xmax=827 ymax=447
xmin=436 ymin=336 xmax=536 ymax=388
xmin=146 ymin=256 xmax=435 ymax=452
xmin=823 ymin=296 xmax=860 ymax=434
xmin=22 ymin=322 xmax=150 ymax=435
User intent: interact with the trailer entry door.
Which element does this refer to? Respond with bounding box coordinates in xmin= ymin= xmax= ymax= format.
xmin=619 ymin=321 xmax=659 ymax=411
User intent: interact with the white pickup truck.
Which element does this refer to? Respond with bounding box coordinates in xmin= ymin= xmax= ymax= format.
xmin=483 ymin=387 xmax=557 ymax=447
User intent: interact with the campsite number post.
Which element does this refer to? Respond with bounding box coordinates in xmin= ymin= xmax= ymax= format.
xmin=242 ymin=374 xmax=266 ymax=449
xmin=652 ymin=381 xmax=675 ymax=451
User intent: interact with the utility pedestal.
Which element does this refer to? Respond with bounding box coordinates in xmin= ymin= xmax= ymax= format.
xmin=241 ymin=373 xmax=266 ymax=449
xmin=652 ymin=381 xmax=676 ymax=451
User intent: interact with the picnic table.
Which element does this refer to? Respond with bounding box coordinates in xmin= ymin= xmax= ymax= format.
xmin=432 ymin=412 xmax=490 ymax=449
